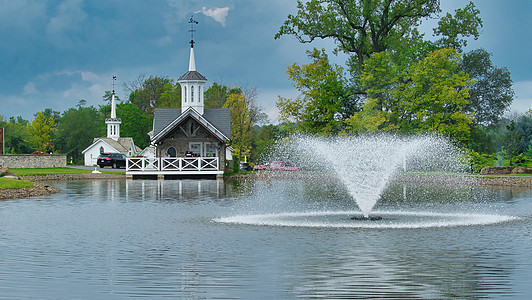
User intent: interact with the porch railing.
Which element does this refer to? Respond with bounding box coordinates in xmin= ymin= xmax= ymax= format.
xmin=127 ymin=157 xmax=219 ymax=172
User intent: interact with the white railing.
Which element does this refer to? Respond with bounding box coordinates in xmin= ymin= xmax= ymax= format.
xmin=127 ymin=157 xmax=219 ymax=172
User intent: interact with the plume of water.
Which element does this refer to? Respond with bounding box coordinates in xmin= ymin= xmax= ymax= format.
xmin=268 ymin=134 xmax=467 ymax=218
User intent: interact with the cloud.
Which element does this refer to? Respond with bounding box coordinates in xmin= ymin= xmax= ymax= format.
xmin=511 ymin=80 xmax=532 ymax=114
xmin=198 ymin=7 xmax=230 ymax=27
xmin=46 ymin=0 xmax=87 ymax=48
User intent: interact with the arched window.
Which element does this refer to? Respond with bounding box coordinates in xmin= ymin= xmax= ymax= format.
xmin=191 ymin=85 xmax=194 ymax=102
xmin=166 ymin=147 xmax=177 ymax=157
xmin=199 ymin=86 xmax=202 ymax=103
xmin=184 ymin=86 xmax=187 ymax=103
xmin=100 ymin=146 xmax=104 ymax=154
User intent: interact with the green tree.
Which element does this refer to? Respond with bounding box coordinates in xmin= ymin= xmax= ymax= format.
xmin=349 ymin=51 xmax=401 ymax=132
xmin=460 ymin=49 xmax=514 ymax=126
xmin=224 ymin=93 xmax=253 ymax=163
xmin=276 ymin=48 xmax=356 ymax=135
xmin=433 ymin=2 xmax=483 ymax=51
xmin=397 ymin=48 xmax=472 ymax=141
xmin=55 ymin=100 xmax=102 ymax=164
xmin=0 ymin=116 xmax=31 ymax=154
xmin=204 ymin=82 xmax=241 ymax=109
xmin=503 ymin=120 xmax=521 ymax=166
xmin=516 ymin=113 xmax=532 ymax=153
xmin=251 ymin=125 xmax=287 ymax=163
xmin=126 ymin=75 xmax=180 ymax=114
xmin=349 ymin=48 xmax=473 ymax=141
xmin=26 ymin=112 xmax=56 ymax=152
xmin=275 ymin=0 xmax=442 ymax=72
xmin=116 ymin=103 xmax=153 ymax=149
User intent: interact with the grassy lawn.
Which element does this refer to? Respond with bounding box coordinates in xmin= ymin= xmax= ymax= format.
xmin=0 ymin=177 xmax=34 ymax=189
xmin=9 ymin=167 xmax=123 ymax=176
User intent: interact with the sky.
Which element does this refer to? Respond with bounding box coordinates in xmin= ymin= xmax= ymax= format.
xmin=0 ymin=0 xmax=531 ymax=123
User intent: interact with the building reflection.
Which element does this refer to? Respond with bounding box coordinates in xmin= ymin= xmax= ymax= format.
xmin=90 ymin=179 xmax=229 ymax=202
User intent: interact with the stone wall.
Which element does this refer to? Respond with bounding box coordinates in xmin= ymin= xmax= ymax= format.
xmin=480 ymin=166 xmax=532 ymax=175
xmin=0 ymin=154 xmax=66 ymax=168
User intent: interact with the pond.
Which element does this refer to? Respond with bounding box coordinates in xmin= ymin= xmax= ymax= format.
xmin=0 ymin=178 xmax=531 ymax=299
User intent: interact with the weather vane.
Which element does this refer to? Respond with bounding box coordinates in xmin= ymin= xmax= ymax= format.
xmin=189 ymin=15 xmax=198 ymax=47
xmin=112 ymin=75 xmax=117 ymax=94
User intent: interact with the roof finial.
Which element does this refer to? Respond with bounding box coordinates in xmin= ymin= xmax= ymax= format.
xmin=112 ymin=75 xmax=117 ymax=94
xmin=189 ymin=15 xmax=198 ymax=48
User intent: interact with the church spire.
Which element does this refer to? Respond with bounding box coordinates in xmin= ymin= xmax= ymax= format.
xmin=178 ymin=15 xmax=207 ymax=115
xmin=110 ymin=75 xmax=117 ymax=118
xmin=188 ymin=15 xmax=198 ymax=72
xmin=106 ymin=75 xmax=121 ymax=140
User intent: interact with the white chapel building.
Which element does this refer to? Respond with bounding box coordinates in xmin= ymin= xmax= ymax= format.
xmin=82 ymin=87 xmax=141 ymax=166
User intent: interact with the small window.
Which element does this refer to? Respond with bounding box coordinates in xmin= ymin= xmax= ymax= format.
xmin=191 ymin=85 xmax=194 ymax=102
xmin=100 ymin=146 xmax=104 ymax=154
xmin=166 ymin=147 xmax=177 ymax=157
xmin=184 ymin=86 xmax=187 ymax=103
xmin=205 ymin=142 xmax=217 ymax=157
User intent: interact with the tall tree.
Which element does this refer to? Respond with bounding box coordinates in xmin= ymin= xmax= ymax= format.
xmin=516 ymin=114 xmax=532 ymax=153
xmin=349 ymin=48 xmax=473 ymax=141
xmin=116 ymin=103 xmax=153 ymax=149
xmin=224 ymin=93 xmax=253 ymax=162
xmin=276 ymin=0 xmax=481 ymax=73
xmin=503 ymin=120 xmax=521 ymax=166
xmin=205 ymin=83 xmax=235 ymax=108
xmin=55 ymin=100 xmax=101 ymax=164
xmin=460 ymin=49 xmax=514 ymax=126
xmin=0 ymin=116 xmax=31 ymax=154
xmin=276 ymin=48 xmax=356 ymax=134
xmin=275 ymin=0 xmax=442 ymax=72
xmin=433 ymin=1 xmax=483 ymax=51
xmin=26 ymin=112 xmax=56 ymax=152
xmin=126 ymin=75 xmax=180 ymax=114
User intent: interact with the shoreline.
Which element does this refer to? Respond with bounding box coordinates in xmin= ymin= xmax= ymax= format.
xmin=0 ymin=173 xmax=124 ymax=201
xmin=1 ymin=172 xmax=530 ymax=201
xmin=232 ymin=172 xmax=532 ymax=187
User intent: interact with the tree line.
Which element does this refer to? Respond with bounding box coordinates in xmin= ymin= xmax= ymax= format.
xmin=273 ymin=0 xmax=531 ymax=169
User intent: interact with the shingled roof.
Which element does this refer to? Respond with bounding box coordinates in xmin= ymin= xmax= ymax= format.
xmin=81 ymin=137 xmax=141 ymax=154
xmin=178 ymin=71 xmax=206 ymax=81
xmin=152 ymin=107 xmax=231 ymax=141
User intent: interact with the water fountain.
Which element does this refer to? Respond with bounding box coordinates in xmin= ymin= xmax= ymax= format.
xmin=291 ymin=134 xmax=463 ymax=218
xmin=217 ymin=134 xmax=518 ymax=228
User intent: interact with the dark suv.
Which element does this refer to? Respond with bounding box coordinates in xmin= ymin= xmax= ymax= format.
xmin=97 ymin=153 xmax=127 ymax=168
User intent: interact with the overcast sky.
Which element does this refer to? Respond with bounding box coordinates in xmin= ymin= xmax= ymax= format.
xmin=1 ymin=0 xmax=530 ymax=123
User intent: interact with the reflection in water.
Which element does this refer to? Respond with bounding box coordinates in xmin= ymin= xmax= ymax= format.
xmin=0 ymin=179 xmax=530 ymax=299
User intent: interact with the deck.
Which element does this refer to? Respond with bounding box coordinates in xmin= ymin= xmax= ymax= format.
xmin=126 ymin=157 xmax=223 ymax=179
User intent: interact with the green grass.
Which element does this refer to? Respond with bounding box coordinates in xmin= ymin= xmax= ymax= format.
xmin=9 ymin=167 xmax=124 ymax=176
xmin=10 ymin=167 xmax=93 ymax=176
xmin=0 ymin=177 xmax=34 ymax=189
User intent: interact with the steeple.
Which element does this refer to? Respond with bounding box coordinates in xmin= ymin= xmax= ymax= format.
xmin=188 ymin=45 xmax=196 ymax=72
xmin=177 ymin=15 xmax=207 ymax=115
xmin=106 ymin=75 xmax=121 ymax=140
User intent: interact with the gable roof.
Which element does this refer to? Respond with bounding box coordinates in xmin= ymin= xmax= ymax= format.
xmin=152 ymin=107 xmax=231 ymax=140
xmin=81 ymin=137 xmax=140 ymax=154
xmin=152 ymin=107 xmax=231 ymax=144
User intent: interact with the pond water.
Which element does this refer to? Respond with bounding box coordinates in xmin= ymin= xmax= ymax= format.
xmin=0 ymin=178 xmax=531 ymax=299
